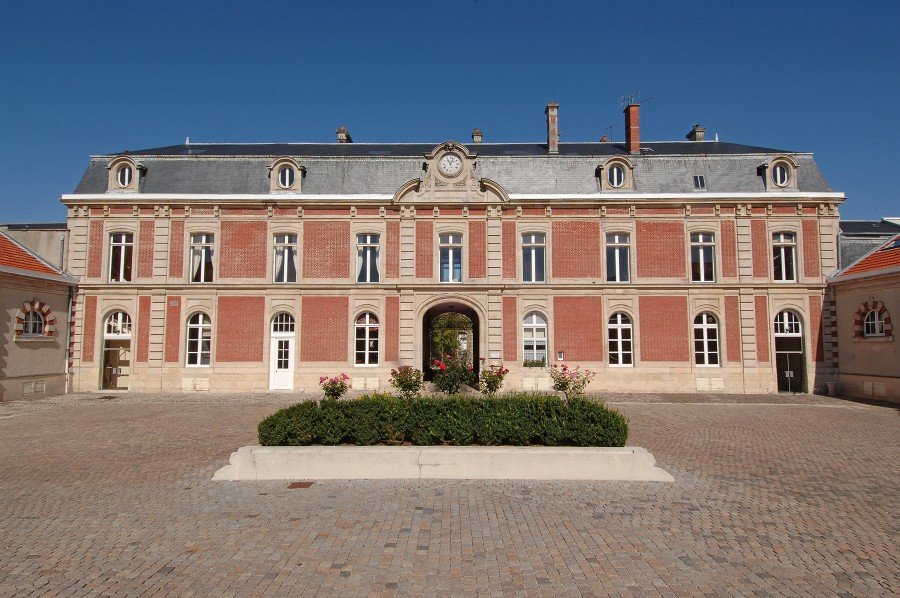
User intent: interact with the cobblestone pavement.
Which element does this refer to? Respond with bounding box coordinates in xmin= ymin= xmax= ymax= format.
xmin=0 ymin=393 xmax=897 ymax=597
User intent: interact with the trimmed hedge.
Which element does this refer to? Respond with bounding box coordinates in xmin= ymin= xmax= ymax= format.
xmin=258 ymin=393 xmax=628 ymax=447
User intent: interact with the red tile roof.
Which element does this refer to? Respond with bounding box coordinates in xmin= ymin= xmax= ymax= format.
xmin=841 ymin=234 xmax=900 ymax=277
xmin=0 ymin=231 xmax=63 ymax=276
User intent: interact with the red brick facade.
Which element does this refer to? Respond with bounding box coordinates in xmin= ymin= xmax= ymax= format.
xmin=721 ymin=220 xmax=737 ymax=278
xmin=416 ymin=221 xmax=433 ymax=279
xmin=385 ymin=296 xmax=400 ymax=362
xmin=725 ymin=296 xmax=742 ymax=363
xmin=136 ymin=295 xmax=151 ymax=363
xmin=164 ymin=296 xmax=182 ymax=363
xmin=468 ymin=221 xmax=487 ymax=279
xmin=551 ymin=221 xmax=601 ymax=278
xmin=755 ymin=296 xmax=770 ymax=362
xmin=636 ymin=221 xmax=686 ymax=278
xmin=220 ymin=222 xmax=267 ymax=279
xmin=802 ymin=219 xmax=820 ymax=278
xmin=302 ymin=221 xmax=350 ymax=279
xmin=638 ymin=296 xmax=689 ymax=362
xmin=300 ymin=296 xmax=348 ymax=361
xmin=87 ymin=221 xmax=104 ymax=278
xmin=386 ymin=221 xmax=400 ymax=279
xmin=137 ymin=221 xmax=155 ymax=279
xmin=751 ymin=220 xmax=768 ymax=278
xmin=216 ymin=296 xmax=265 ymax=361
xmin=503 ymin=296 xmax=518 ymax=362
xmin=168 ymin=220 xmax=184 ymax=278
xmin=553 ymin=297 xmax=602 ymax=361
xmin=808 ymin=294 xmax=823 ymax=362
xmin=81 ymin=295 xmax=97 ymax=363
xmin=502 ymin=221 xmax=516 ymax=279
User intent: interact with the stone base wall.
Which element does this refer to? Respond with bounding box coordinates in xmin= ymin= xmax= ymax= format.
xmin=0 ymin=373 xmax=67 ymax=402
xmin=836 ymin=373 xmax=900 ymax=403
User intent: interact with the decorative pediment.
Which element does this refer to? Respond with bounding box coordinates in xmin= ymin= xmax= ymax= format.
xmin=392 ymin=141 xmax=508 ymax=204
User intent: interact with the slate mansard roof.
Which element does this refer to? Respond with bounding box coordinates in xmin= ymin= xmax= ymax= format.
xmin=73 ymin=140 xmax=833 ymax=196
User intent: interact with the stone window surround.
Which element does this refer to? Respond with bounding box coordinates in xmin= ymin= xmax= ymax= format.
xmin=15 ymin=299 xmax=56 ymax=340
xmin=687 ymin=224 xmax=718 ymax=284
xmin=520 ymin=224 xmax=550 ymax=284
xmin=607 ymin=310 xmax=635 ymax=367
xmin=854 ymin=300 xmax=893 ymax=339
xmin=760 ymin=155 xmax=800 ymax=191
xmin=693 ymin=311 xmax=721 ymax=367
xmin=350 ymin=221 xmax=386 ymax=283
xmin=771 ymin=225 xmax=801 ymax=283
xmin=185 ymin=311 xmax=213 ymax=367
xmin=106 ymin=156 xmax=142 ymax=193
xmin=597 ymin=157 xmax=635 ymax=192
xmin=268 ymin=157 xmax=304 ymax=193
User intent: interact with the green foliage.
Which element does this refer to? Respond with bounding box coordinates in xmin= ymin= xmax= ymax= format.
xmin=258 ymin=393 xmax=628 ymax=447
xmin=429 ymin=312 xmax=473 ymax=358
xmin=319 ymin=373 xmax=351 ymax=401
xmin=523 ymin=358 xmax=546 ymax=368
xmin=389 ymin=366 xmax=424 ymax=399
xmin=548 ymin=364 xmax=596 ymax=400
xmin=431 ymin=354 xmax=475 ymax=394
xmin=478 ymin=363 xmax=509 ymax=397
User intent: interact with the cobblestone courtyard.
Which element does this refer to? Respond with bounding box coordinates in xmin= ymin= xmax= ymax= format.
xmin=0 ymin=393 xmax=897 ymax=597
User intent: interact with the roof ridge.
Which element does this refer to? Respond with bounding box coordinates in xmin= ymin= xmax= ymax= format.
xmin=0 ymin=230 xmax=65 ymax=275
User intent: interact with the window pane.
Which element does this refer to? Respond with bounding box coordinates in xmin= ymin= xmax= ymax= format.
xmin=534 ymin=246 xmax=545 ymax=282
xmin=618 ymin=247 xmax=629 ymax=282
xmin=110 ymin=245 xmax=122 ymax=281
xmin=440 ymin=247 xmax=450 ymax=281
xmin=522 ymin=248 xmax=533 ymax=281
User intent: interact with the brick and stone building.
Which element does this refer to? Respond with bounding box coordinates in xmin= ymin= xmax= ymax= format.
xmin=0 ymin=231 xmax=77 ymax=401
xmin=62 ymin=103 xmax=844 ymax=394
xmin=828 ymin=234 xmax=899 ymax=402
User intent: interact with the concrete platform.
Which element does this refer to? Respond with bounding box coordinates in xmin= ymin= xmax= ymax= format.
xmin=213 ymin=445 xmax=674 ymax=481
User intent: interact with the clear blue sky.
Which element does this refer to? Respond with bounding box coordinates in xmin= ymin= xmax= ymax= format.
xmin=1 ymin=1 xmax=898 ymax=223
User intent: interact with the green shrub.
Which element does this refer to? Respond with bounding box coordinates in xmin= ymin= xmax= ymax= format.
xmin=389 ymin=366 xmax=424 ymax=399
xmin=258 ymin=393 xmax=628 ymax=447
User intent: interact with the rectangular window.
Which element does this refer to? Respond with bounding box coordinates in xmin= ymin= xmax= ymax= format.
xmin=772 ymin=232 xmax=797 ymax=281
xmin=439 ymin=233 xmax=463 ymax=283
xmin=273 ymin=234 xmax=298 ymax=283
xmin=693 ymin=175 xmax=706 ymax=190
xmin=690 ymin=232 xmax=716 ymax=282
xmin=521 ymin=233 xmax=546 ymax=283
xmin=605 ymin=233 xmax=630 ymax=282
xmin=190 ymin=233 xmax=214 ymax=283
xmin=108 ymin=232 xmax=134 ymax=282
xmin=356 ymin=233 xmax=380 ymax=283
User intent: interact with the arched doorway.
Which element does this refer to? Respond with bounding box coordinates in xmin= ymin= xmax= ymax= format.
xmin=421 ymin=302 xmax=480 ymax=382
xmin=102 ymin=311 xmax=132 ymax=390
xmin=269 ymin=313 xmax=296 ymax=390
xmin=774 ymin=310 xmax=805 ymax=392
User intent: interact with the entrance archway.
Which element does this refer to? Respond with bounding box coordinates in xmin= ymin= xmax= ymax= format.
xmin=773 ymin=310 xmax=805 ymax=392
xmin=421 ymin=302 xmax=480 ymax=382
xmin=102 ymin=311 xmax=132 ymax=390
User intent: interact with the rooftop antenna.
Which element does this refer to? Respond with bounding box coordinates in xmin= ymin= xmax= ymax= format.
xmin=600 ymin=121 xmax=617 ymax=141
xmin=619 ymin=91 xmax=654 ymax=108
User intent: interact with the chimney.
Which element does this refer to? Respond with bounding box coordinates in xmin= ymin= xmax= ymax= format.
xmin=545 ymin=101 xmax=559 ymax=154
xmin=624 ymin=103 xmax=640 ymax=154
xmin=686 ymin=124 xmax=706 ymax=142
xmin=472 ymin=128 xmax=483 ymax=144
xmin=336 ymin=126 xmax=352 ymax=143
xmin=599 ymin=135 xmax=609 ymax=142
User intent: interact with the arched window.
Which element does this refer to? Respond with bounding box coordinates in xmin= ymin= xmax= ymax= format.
xmin=104 ymin=311 xmax=132 ymax=338
xmin=863 ymin=310 xmax=885 ymax=337
xmin=116 ymin=164 xmax=133 ymax=188
xmin=693 ymin=312 xmax=719 ymax=366
xmin=186 ymin=313 xmax=212 ymax=366
xmin=522 ymin=312 xmax=547 ymax=364
xmin=773 ymin=310 xmax=802 ymax=336
xmin=271 ymin=312 xmax=295 ymax=334
xmin=608 ymin=313 xmax=633 ymax=366
xmin=355 ymin=312 xmax=379 ymax=365
xmin=23 ymin=311 xmax=44 ymax=336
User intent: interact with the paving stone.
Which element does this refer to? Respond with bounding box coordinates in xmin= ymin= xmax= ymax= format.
xmin=0 ymin=392 xmax=897 ymax=596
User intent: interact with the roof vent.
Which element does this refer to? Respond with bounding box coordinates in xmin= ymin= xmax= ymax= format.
xmin=472 ymin=128 xmax=483 ymax=144
xmin=336 ymin=126 xmax=353 ymax=143
xmin=686 ymin=124 xmax=706 ymax=142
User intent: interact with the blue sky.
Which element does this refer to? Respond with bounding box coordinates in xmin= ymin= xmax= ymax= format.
xmin=1 ymin=1 xmax=897 ymax=222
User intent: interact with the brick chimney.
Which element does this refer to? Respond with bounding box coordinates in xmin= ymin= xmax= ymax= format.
xmin=545 ymin=101 xmax=559 ymax=154
xmin=472 ymin=128 xmax=483 ymax=144
xmin=686 ymin=124 xmax=706 ymax=142
xmin=624 ymin=104 xmax=640 ymax=154
xmin=336 ymin=126 xmax=352 ymax=143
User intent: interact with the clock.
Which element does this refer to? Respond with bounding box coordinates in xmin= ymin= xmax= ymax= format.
xmin=438 ymin=153 xmax=463 ymax=177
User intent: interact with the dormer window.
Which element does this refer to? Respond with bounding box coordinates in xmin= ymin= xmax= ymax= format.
xmin=106 ymin=157 xmax=141 ymax=192
xmin=269 ymin=157 xmax=303 ymax=192
xmin=763 ymin=156 xmax=799 ymax=191
xmin=598 ymin=157 xmax=634 ymax=191
xmin=772 ymin=163 xmax=789 ymax=187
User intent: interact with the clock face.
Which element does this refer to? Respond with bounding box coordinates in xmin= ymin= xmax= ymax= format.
xmin=438 ymin=153 xmax=463 ymax=176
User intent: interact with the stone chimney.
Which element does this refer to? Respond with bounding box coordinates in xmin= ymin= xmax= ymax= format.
xmin=472 ymin=128 xmax=483 ymax=144
xmin=686 ymin=124 xmax=706 ymax=141
xmin=336 ymin=126 xmax=353 ymax=143
xmin=599 ymin=135 xmax=609 ymax=142
xmin=624 ymin=104 xmax=640 ymax=154
xmin=545 ymin=101 xmax=559 ymax=154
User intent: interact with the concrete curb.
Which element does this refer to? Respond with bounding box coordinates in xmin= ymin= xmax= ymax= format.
xmin=212 ymin=445 xmax=674 ymax=482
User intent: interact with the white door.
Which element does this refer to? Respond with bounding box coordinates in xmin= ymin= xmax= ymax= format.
xmin=269 ymin=336 xmax=294 ymax=390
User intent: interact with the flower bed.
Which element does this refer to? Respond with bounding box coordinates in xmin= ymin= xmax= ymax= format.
xmin=258 ymin=393 xmax=628 ymax=447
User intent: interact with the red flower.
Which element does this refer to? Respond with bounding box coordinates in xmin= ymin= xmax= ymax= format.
xmin=439 ymin=363 xmax=446 ymax=371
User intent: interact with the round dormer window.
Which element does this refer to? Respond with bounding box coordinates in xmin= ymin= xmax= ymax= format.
xmin=608 ymin=165 xmax=625 ymax=188
xmin=116 ymin=165 xmax=133 ymax=188
xmin=772 ymin=162 xmax=790 ymax=187
xmin=278 ymin=165 xmax=295 ymax=189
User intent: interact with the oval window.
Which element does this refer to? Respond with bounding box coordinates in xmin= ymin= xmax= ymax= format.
xmin=772 ymin=163 xmax=789 ymax=187
xmin=608 ymin=165 xmax=625 ymax=188
xmin=278 ymin=165 xmax=295 ymax=189
xmin=116 ymin=165 xmax=133 ymax=188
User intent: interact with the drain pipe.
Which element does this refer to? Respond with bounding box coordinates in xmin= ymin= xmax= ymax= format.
xmin=64 ymin=285 xmax=73 ymax=394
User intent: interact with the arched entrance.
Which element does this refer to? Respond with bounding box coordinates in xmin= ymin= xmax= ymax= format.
xmin=102 ymin=311 xmax=132 ymax=390
xmin=774 ymin=310 xmax=805 ymax=392
xmin=421 ymin=302 xmax=480 ymax=382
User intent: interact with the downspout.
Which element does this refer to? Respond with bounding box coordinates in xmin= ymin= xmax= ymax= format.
xmin=65 ymin=285 xmax=73 ymax=394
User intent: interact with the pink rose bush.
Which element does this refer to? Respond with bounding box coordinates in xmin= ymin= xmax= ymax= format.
xmin=548 ymin=364 xmax=595 ymax=400
xmin=319 ymin=373 xmax=351 ymax=401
